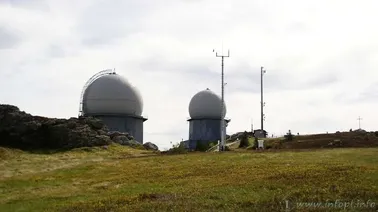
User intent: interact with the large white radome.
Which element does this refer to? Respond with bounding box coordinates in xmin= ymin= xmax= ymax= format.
xmin=83 ymin=73 xmax=143 ymax=116
xmin=189 ymin=88 xmax=226 ymax=119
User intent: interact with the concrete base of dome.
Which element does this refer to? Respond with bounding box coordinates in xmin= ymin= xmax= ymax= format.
xmin=187 ymin=118 xmax=230 ymax=142
xmin=86 ymin=114 xmax=147 ymax=143
xmin=181 ymin=139 xmax=217 ymax=150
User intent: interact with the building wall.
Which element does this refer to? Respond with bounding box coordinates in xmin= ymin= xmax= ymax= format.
xmin=181 ymin=139 xmax=218 ymax=150
xmin=254 ymin=130 xmax=267 ymax=138
xmin=189 ymin=119 xmax=227 ymax=142
xmin=94 ymin=115 xmax=144 ymax=143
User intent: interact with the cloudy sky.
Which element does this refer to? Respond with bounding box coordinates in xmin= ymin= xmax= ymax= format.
xmin=1 ymin=0 xmax=378 ymax=150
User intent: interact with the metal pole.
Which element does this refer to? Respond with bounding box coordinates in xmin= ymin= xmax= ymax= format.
xmin=215 ymin=49 xmax=230 ymax=151
xmin=260 ymin=67 xmax=265 ymax=131
xmin=251 ymin=118 xmax=254 ymax=132
xmin=221 ymin=56 xmax=224 ymax=151
xmin=261 ymin=67 xmax=263 ymax=131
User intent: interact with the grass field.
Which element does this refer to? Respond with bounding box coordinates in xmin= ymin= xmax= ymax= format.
xmin=1 ymin=145 xmax=378 ymax=211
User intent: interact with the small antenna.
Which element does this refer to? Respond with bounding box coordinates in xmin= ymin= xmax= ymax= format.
xmin=251 ymin=118 xmax=254 ymax=132
xmin=357 ymin=116 xmax=363 ymax=130
xmin=222 ymin=41 xmax=224 ymax=55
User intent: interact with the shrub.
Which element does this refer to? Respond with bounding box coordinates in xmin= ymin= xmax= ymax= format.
xmin=284 ymin=130 xmax=294 ymax=141
xmin=196 ymin=141 xmax=217 ymax=152
xmin=196 ymin=141 xmax=209 ymax=151
xmin=167 ymin=142 xmax=187 ymax=154
xmin=238 ymin=131 xmax=249 ymax=148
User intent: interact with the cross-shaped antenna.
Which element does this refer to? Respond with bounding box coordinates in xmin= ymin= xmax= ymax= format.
xmin=215 ymin=49 xmax=230 ymax=58
xmin=357 ymin=116 xmax=363 ymax=129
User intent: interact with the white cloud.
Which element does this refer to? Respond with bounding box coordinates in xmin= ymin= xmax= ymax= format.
xmin=1 ymin=0 xmax=378 ymax=150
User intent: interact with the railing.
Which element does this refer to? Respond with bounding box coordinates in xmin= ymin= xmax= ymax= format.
xmin=78 ymin=69 xmax=115 ymax=117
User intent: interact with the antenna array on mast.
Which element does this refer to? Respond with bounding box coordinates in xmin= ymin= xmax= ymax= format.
xmin=214 ymin=48 xmax=230 ymax=152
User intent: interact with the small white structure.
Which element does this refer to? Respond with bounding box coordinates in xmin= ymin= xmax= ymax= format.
xmin=258 ymin=140 xmax=265 ymax=149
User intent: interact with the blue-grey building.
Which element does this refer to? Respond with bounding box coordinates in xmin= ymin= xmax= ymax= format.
xmin=254 ymin=129 xmax=267 ymax=138
xmin=183 ymin=88 xmax=231 ymax=150
xmin=79 ymin=70 xmax=147 ymax=143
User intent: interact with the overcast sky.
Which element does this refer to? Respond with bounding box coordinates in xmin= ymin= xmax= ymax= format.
xmin=1 ymin=0 xmax=378 ymax=150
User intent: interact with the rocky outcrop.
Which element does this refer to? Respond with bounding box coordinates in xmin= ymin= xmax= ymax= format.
xmin=108 ymin=131 xmax=134 ymax=141
xmin=143 ymin=142 xmax=159 ymax=151
xmin=108 ymin=131 xmax=143 ymax=148
xmin=0 ymin=104 xmax=159 ymax=151
xmin=0 ymin=104 xmax=113 ymax=150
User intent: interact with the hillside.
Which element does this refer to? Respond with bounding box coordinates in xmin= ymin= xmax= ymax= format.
xmin=225 ymin=130 xmax=378 ymax=151
xmin=1 ymin=146 xmax=378 ymax=211
xmin=263 ymin=130 xmax=378 ymax=150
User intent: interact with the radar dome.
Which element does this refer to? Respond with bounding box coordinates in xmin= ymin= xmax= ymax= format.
xmin=82 ymin=73 xmax=143 ymax=116
xmin=189 ymin=88 xmax=226 ymax=119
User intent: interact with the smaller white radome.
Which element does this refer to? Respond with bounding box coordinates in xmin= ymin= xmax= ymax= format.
xmin=82 ymin=73 xmax=143 ymax=116
xmin=189 ymin=88 xmax=226 ymax=119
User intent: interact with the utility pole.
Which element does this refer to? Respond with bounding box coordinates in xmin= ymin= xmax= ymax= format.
xmin=215 ymin=49 xmax=230 ymax=151
xmin=357 ymin=116 xmax=363 ymax=130
xmin=260 ymin=67 xmax=266 ymax=133
xmin=251 ymin=118 xmax=254 ymax=132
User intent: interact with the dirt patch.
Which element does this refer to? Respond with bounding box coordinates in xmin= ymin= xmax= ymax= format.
xmin=137 ymin=193 xmax=181 ymax=201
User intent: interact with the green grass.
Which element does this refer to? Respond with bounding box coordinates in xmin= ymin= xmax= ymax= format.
xmin=1 ymin=146 xmax=378 ymax=211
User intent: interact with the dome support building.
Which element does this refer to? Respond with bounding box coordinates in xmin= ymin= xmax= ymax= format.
xmin=79 ymin=70 xmax=147 ymax=143
xmin=184 ymin=88 xmax=231 ymax=150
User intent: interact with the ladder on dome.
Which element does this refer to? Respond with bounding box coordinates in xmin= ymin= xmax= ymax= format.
xmin=78 ymin=69 xmax=116 ymax=117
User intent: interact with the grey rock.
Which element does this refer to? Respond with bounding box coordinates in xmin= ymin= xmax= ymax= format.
xmin=0 ymin=104 xmax=112 ymax=150
xmin=113 ymin=135 xmax=130 ymax=144
xmin=109 ymin=131 xmax=134 ymax=141
xmin=143 ymin=142 xmax=159 ymax=151
xmin=85 ymin=118 xmax=105 ymax=130
xmin=123 ymin=140 xmax=143 ymax=147
xmin=108 ymin=131 xmax=124 ymax=139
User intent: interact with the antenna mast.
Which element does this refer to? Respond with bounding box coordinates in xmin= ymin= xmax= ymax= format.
xmin=357 ymin=116 xmax=363 ymax=130
xmin=215 ymin=49 xmax=230 ymax=151
xmin=251 ymin=118 xmax=254 ymax=132
xmin=261 ymin=67 xmax=266 ymax=134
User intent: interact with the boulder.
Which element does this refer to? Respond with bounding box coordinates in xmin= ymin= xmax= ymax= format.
xmin=109 ymin=131 xmax=134 ymax=141
xmin=111 ymin=134 xmax=143 ymax=148
xmin=123 ymin=140 xmax=143 ymax=147
xmin=113 ymin=135 xmax=130 ymax=144
xmin=84 ymin=117 xmax=105 ymax=130
xmin=108 ymin=131 xmax=124 ymax=139
xmin=92 ymin=135 xmax=112 ymax=147
xmin=143 ymin=142 xmax=159 ymax=151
